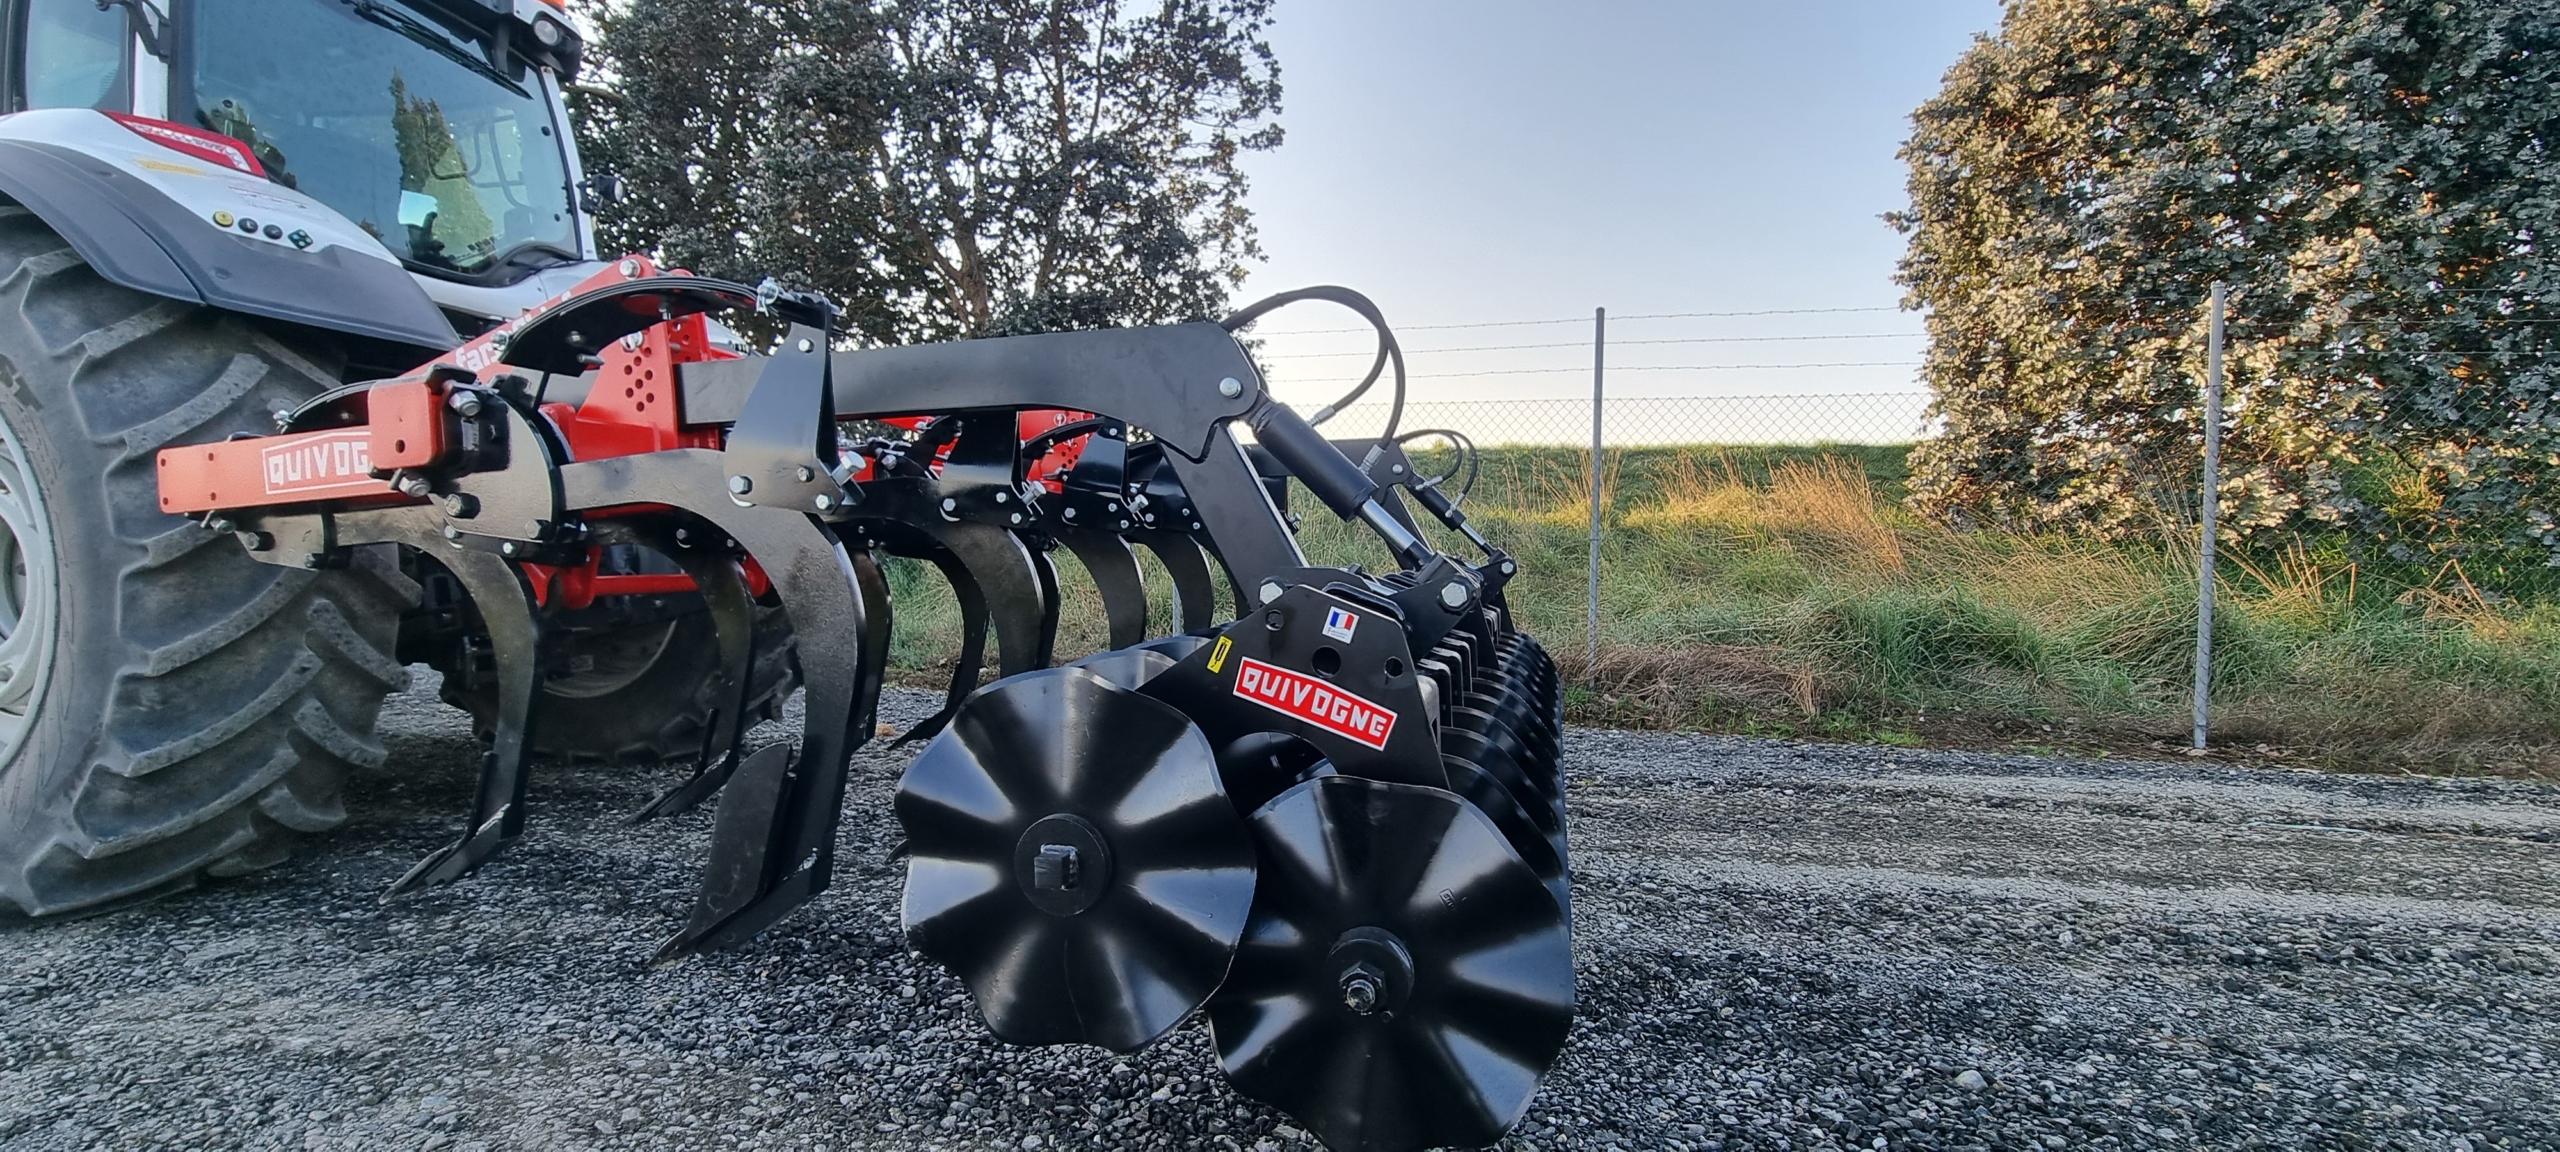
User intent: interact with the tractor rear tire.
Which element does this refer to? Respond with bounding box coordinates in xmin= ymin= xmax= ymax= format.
xmin=0 ymin=205 xmax=410 ymax=917
xmin=440 ymin=603 xmax=797 ymax=765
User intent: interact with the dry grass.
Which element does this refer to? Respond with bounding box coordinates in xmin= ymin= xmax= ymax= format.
xmin=875 ymin=444 xmax=2560 ymax=778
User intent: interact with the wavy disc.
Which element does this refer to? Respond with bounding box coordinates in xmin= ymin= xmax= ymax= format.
xmin=1210 ymin=775 xmax=1575 ymax=1152
xmin=898 ymin=666 xmax=1256 ymax=1052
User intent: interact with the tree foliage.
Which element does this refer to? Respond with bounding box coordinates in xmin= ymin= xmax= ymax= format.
xmin=1892 ymin=0 xmax=2560 ymax=568
xmin=569 ymin=0 xmax=1280 ymax=345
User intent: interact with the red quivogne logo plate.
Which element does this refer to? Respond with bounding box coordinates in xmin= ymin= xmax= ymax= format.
xmin=1231 ymin=657 xmax=1397 ymax=751
xmin=260 ymin=430 xmax=380 ymax=498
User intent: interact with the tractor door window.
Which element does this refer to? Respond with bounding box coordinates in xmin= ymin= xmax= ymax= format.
xmin=21 ymin=0 xmax=131 ymax=111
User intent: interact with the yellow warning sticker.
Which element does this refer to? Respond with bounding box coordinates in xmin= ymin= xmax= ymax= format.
xmin=134 ymin=156 xmax=206 ymax=177
xmin=1207 ymin=636 xmax=1233 ymax=674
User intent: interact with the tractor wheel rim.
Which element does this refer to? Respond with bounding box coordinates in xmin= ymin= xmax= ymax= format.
xmin=0 ymin=405 xmax=57 ymax=766
xmin=544 ymin=618 xmax=680 ymax=699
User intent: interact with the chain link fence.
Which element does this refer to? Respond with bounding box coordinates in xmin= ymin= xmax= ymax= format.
xmin=1324 ymin=392 xmax=1934 ymax=448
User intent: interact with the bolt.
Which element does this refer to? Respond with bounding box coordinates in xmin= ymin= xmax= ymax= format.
xmin=396 ymin=474 xmax=433 ymax=498
xmin=438 ymin=492 xmax=478 ymax=518
xmin=728 ymin=475 xmax=754 ymax=495
xmin=271 ymin=409 xmax=294 ymax=431
xmin=794 ymin=465 xmax=815 ymax=483
xmin=674 ymin=527 xmax=691 ymax=544
xmin=813 ymin=493 xmax=835 ymax=512
xmin=1392 ymin=463 xmax=1406 ymax=475
xmin=993 ymin=490 xmax=1009 ymax=504
xmin=1217 ymin=376 xmax=1243 ymax=398
xmin=618 ymin=258 xmax=640 ymax=277
xmin=1032 ymin=843 xmax=1081 ymax=892
xmin=1008 ymin=512 xmax=1023 ymax=525
xmin=940 ymin=497 xmax=959 ymax=515
xmin=1105 ymin=500 xmax=1120 ymax=512
xmin=1264 ymin=609 xmax=1285 ymax=631
xmin=447 ymin=390 xmax=483 ymax=417
xmin=1257 ymin=579 xmax=1285 ymax=607
xmin=442 ymin=524 xmax=463 ymax=542
xmin=1340 ymin=963 xmax=1385 ymax=1015
xmin=1439 ymin=581 xmax=1469 ymax=610
xmin=1062 ymin=507 xmax=1078 ymax=522
xmin=203 ymin=517 xmax=233 ymax=535
xmin=1116 ymin=519 xmax=1130 ymax=530
xmin=500 ymin=542 xmax=519 ymax=557
xmin=621 ymin=332 xmax=645 ymax=351
xmin=796 ymin=338 xmax=814 ymax=353
xmin=237 ymin=530 xmax=273 ymax=552
xmin=1501 ymin=559 xmax=1517 ymax=575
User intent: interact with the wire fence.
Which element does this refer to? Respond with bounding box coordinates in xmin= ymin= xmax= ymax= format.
xmin=1323 ymin=392 xmax=1935 ymax=447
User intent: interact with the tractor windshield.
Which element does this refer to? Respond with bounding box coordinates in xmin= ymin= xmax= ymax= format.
xmin=183 ymin=0 xmax=580 ymax=279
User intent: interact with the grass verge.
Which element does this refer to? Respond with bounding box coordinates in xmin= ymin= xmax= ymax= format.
xmin=880 ymin=444 xmax=2560 ymax=778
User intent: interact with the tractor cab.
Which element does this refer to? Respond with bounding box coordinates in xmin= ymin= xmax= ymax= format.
xmin=3 ymin=0 xmax=605 ymax=326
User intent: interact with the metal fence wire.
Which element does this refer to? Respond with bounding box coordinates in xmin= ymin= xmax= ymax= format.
xmin=1264 ymin=290 xmax=2263 ymax=747
xmin=1322 ymin=393 xmax=1935 ymax=448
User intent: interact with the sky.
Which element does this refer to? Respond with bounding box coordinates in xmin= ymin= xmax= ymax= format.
xmin=1234 ymin=0 xmax=2004 ymax=414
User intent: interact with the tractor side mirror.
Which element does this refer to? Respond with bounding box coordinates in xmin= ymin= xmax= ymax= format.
xmin=580 ymin=172 xmax=624 ymax=213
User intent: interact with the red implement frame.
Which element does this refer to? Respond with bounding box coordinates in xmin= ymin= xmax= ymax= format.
xmin=154 ymin=255 xmax=1099 ymax=607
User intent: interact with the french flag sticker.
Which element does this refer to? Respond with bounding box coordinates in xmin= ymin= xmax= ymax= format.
xmin=1322 ymin=605 xmax=1359 ymax=643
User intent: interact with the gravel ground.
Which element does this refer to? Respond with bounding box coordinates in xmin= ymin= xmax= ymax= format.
xmin=5 ymin=673 xmax=2558 ymax=1151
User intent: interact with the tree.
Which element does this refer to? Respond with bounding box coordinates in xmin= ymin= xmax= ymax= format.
xmin=1892 ymin=0 xmax=2560 ymax=570
xmin=569 ymin=0 xmax=1281 ymax=345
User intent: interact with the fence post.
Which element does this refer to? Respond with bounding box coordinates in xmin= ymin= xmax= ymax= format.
xmin=2192 ymin=281 xmax=2225 ymax=750
xmin=1586 ymin=307 xmax=1606 ymax=673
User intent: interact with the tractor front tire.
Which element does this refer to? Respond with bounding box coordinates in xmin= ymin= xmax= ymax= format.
xmin=0 ymin=206 xmax=409 ymax=917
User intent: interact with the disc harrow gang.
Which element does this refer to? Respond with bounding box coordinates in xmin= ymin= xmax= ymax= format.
xmin=154 ymin=263 xmax=1574 ymax=1150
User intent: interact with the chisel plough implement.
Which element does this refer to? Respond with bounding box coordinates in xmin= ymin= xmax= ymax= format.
xmin=154 ymin=261 xmax=1571 ymax=1151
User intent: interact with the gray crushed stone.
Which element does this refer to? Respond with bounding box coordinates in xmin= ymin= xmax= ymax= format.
xmin=3 ymin=674 xmax=2556 ymax=1150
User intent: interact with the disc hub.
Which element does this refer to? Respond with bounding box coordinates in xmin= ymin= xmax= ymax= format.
xmin=1014 ymin=813 xmax=1114 ymax=916
xmin=1327 ymin=926 xmax=1415 ymax=1016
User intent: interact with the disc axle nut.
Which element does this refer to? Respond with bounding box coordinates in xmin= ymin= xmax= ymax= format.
xmin=1340 ymin=961 xmax=1387 ymax=1015
xmin=1031 ymin=843 xmax=1082 ymax=892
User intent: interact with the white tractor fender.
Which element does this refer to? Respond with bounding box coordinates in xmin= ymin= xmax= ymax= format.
xmin=0 ymin=108 xmax=457 ymax=357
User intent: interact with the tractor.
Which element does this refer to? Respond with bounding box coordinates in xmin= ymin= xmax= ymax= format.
xmin=0 ymin=0 xmax=794 ymax=916
xmin=0 ymin=3 xmax=1578 ymax=1149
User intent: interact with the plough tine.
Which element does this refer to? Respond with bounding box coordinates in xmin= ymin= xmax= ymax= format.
xmin=627 ymin=525 xmax=762 ymax=823
xmin=924 ymin=519 xmax=1053 ymax=675
xmin=1053 ymin=526 xmax=1149 ymax=650
xmin=1028 ymin=539 xmax=1064 ymax=657
xmin=656 ymin=521 xmax=883 ymax=960
xmin=387 ymin=544 xmax=546 ymax=896
xmin=1129 ymin=528 xmax=1218 ymax=633
xmin=888 ymin=540 xmax=992 ymax=750
xmin=557 ymin=447 xmax=887 ymax=960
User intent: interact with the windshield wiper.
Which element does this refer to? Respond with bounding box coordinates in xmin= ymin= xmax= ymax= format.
xmin=489 ymin=241 xmax=581 ymax=271
xmin=341 ymin=0 xmax=523 ymax=92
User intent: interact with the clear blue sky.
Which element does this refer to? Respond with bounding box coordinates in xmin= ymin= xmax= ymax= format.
xmin=1236 ymin=0 xmax=2002 ymax=408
